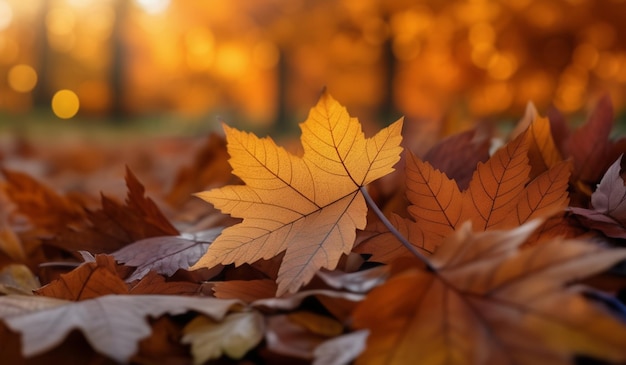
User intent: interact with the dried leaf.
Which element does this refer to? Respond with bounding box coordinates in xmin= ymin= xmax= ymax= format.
xmin=129 ymin=271 xmax=201 ymax=295
xmin=165 ymin=133 xmax=233 ymax=207
xmin=462 ymin=133 xmax=530 ymax=230
xmin=287 ymin=311 xmax=344 ymax=337
xmin=353 ymin=222 xmax=626 ymax=365
xmin=192 ymin=91 xmax=403 ymax=294
xmin=112 ymin=227 xmax=222 ymax=282
xmin=313 ymin=330 xmax=369 ymax=365
xmin=35 ymin=255 xmax=128 ymax=300
xmin=182 ymin=310 xmax=264 ymax=363
xmin=0 ymin=294 xmax=241 ymax=362
xmin=265 ymin=314 xmax=327 ymax=360
xmin=423 ymin=127 xmax=491 ymax=190
xmin=570 ymin=155 xmax=626 ymax=238
xmin=213 ymin=279 xmax=278 ymax=303
xmin=48 ymin=167 xmax=179 ymax=253
xmin=565 ymin=95 xmax=624 ymax=185
xmin=405 ymin=153 xmax=461 ymax=239
xmin=0 ymin=264 xmax=40 ymax=295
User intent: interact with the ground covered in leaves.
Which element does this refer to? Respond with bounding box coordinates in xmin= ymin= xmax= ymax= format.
xmin=1 ymin=93 xmax=626 ymax=364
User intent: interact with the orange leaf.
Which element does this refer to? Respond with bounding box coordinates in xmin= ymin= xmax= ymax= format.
xmin=192 ymin=92 xmax=403 ymax=294
xmin=521 ymin=104 xmax=563 ymax=179
xmin=514 ymin=160 xmax=571 ymax=225
xmin=405 ymin=153 xmax=461 ymax=239
xmin=462 ymin=133 xmax=530 ymax=230
xmin=353 ymin=222 xmax=626 ymax=365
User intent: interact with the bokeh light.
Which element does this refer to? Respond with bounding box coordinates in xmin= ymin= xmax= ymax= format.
xmin=1 ymin=0 xmax=626 ymax=128
xmin=51 ymin=89 xmax=80 ymax=119
xmin=7 ymin=64 xmax=37 ymax=92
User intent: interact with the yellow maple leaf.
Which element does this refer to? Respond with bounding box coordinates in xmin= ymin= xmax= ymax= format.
xmin=353 ymin=221 xmax=626 ymax=365
xmin=192 ymin=92 xmax=403 ymax=295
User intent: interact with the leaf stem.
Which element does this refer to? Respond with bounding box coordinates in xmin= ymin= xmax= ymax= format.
xmin=359 ymin=186 xmax=434 ymax=270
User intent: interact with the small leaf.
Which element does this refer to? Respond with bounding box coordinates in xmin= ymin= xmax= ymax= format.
xmin=112 ymin=227 xmax=223 ymax=282
xmin=182 ymin=311 xmax=264 ymax=364
xmin=313 ymin=330 xmax=369 ymax=365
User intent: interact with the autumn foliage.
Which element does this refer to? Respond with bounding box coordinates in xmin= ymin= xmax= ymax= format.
xmin=0 ymin=92 xmax=626 ymax=364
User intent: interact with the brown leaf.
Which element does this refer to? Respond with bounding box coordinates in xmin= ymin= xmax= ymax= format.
xmin=565 ymin=95 xmax=626 ymax=187
xmin=165 ymin=133 xmax=233 ymax=207
xmin=352 ymin=222 xmax=626 ymax=365
xmin=129 ymin=271 xmax=201 ymax=295
xmin=48 ymin=167 xmax=179 ymax=253
xmin=265 ymin=314 xmax=328 ymax=360
xmin=462 ymin=133 xmax=530 ymax=230
xmin=1 ymin=169 xmax=86 ymax=234
xmin=212 ymin=279 xmax=278 ymax=303
xmin=423 ymin=127 xmax=491 ymax=190
xmin=35 ymin=255 xmax=128 ymax=300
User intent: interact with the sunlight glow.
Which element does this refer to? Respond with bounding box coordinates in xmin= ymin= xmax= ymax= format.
xmin=135 ymin=0 xmax=170 ymax=14
xmin=0 ymin=1 xmax=13 ymax=31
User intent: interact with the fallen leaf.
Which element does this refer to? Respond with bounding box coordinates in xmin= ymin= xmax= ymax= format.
xmin=165 ymin=133 xmax=233 ymax=207
xmin=212 ymin=279 xmax=278 ymax=303
xmin=1 ymin=169 xmax=85 ymax=236
xmin=35 ymin=255 xmax=128 ymax=300
xmin=182 ymin=310 xmax=264 ymax=364
xmin=0 ymin=294 xmax=241 ymax=363
xmin=112 ymin=227 xmax=223 ymax=282
xmin=570 ymin=154 xmax=626 ymax=238
xmin=0 ymin=264 xmax=40 ymax=295
xmin=352 ymin=222 xmax=626 ymax=365
xmin=315 ymin=265 xmax=389 ymax=293
xmin=360 ymin=129 xmax=570 ymax=262
xmin=47 ymin=167 xmax=179 ymax=253
xmin=129 ymin=270 xmax=202 ymax=295
xmin=287 ymin=311 xmax=344 ymax=337
xmin=192 ymin=91 xmax=403 ymax=294
xmin=565 ymin=95 xmax=626 ymax=186
xmin=423 ymin=127 xmax=491 ymax=190
xmin=265 ymin=314 xmax=328 ymax=360
xmin=313 ymin=329 xmax=369 ymax=365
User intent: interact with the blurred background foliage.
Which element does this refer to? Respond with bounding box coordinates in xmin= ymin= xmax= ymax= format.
xmin=1 ymin=0 xmax=626 ymax=135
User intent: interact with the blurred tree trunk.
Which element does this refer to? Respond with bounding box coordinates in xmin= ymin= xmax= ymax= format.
xmin=109 ymin=0 xmax=128 ymax=121
xmin=33 ymin=0 xmax=50 ymax=109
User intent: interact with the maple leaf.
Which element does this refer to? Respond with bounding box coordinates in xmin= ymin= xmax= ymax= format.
xmin=359 ymin=127 xmax=571 ymax=262
xmin=48 ymin=167 xmax=179 ymax=253
xmin=0 ymin=294 xmax=241 ymax=362
xmin=571 ymin=154 xmax=626 ymax=238
xmin=352 ymin=221 xmax=626 ymax=365
xmin=192 ymin=91 xmax=403 ymax=294
xmin=182 ymin=310 xmax=264 ymax=363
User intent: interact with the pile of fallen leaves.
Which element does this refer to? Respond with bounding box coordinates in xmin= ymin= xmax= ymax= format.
xmin=1 ymin=92 xmax=626 ymax=364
